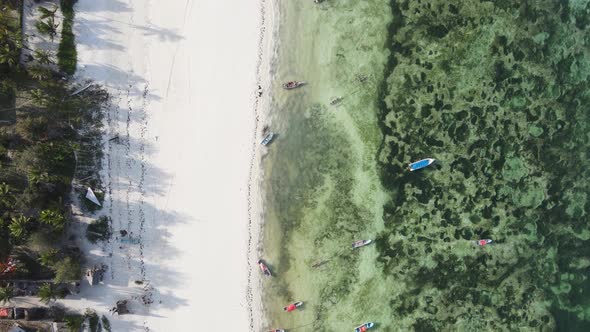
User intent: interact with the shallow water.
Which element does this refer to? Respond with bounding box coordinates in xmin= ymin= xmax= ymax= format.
xmin=262 ymin=1 xmax=590 ymax=331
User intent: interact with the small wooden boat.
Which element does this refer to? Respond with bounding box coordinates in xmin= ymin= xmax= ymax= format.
xmin=408 ymin=158 xmax=435 ymax=171
xmin=258 ymin=259 xmax=272 ymax=277
xmin=330 ymin=96 xmax=343 ymax=105
xmin=261 ymin=133 xmax=275 ymax=146
xmin=474 ymin=239 xmax=492 ymax=246
xmin=352 ymin=239 xmax=372 ymax=249
xmin=354 ymin=322 xmax=375 ymax=332
xmin=282 ymin=81 xmax=306 ymax=90
xmin=283 ymin=301 xmax=303 ymax=312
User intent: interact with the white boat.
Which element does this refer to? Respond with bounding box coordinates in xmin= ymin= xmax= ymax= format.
xmin=282 ymin=81 xmax=306 ymax=89
xmin=352 ymin=239 xmax=372 ymax=249
xmin=354 ymin=322 xmax=375 ymax=332
xmin=261 ymin=133 xmax=275 ymax=146
xmin=474 ymin=239 xmax=492 ymax=246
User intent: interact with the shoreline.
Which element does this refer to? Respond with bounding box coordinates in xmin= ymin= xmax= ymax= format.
xmin=248 ymin=0 xmax=280 ymax=330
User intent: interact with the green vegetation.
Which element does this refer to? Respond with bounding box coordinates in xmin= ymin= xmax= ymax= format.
xmin=35 ymin=6 xmax=59 ymax=41
xmin=39 ymin=283 xmax=65 ymax=303
xmin=101 ymin=315 xmax=112 ymax=332
xmin=87 ymin=216 xmax=112 ymax=243
xmin=64 ymin=314 xmax=85 ymax=332
xmin=85 ymin=309 xmax=99 ymax=332
xmin=0 ymin=1 xmax=105 ymax=288
xmin=57 ymin=0 xmax=78 ymax=75
xmin=0 ymin=285 xmax=14 ymax=304
xmin=52 ymin=256 xmax=82 ymax=283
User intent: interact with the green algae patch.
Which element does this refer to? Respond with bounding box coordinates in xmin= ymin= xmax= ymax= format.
xmin=376 ymin=0 xmax=590 ymax=330
xmin=529 ymin=125 xmax=544 ymax=137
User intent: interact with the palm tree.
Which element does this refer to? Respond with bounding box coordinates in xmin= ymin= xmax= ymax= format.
xmin=38 ymin=249 xmax=58 ymax=267
xmin=65 ymin=314 xmax=85 ymax=332
xmin=35 ymin=18 xmax=59 ymax=41
xmin=0 ymin=182 xmax=14 ymax=208
xmin=0 ymin=286 xmax=14 ymax=304
xmin=33 ymin=49 xmax=54 ymax=65
xmin=0 ymin=44 xmax=19 ymax=67
xmin=38 ymin=283 xmax=58 ymax=304
xmin=30 ymin=88 xmax=50 ymax=107
xmin=28 ymin=65 xmax=51 ymax=81
xmin=37 ymin=6 xmax=58 ymax=20
xmin=8 ymin=215 xmax=30 ymax=240
xmin=40 ymin=209 xmax=66 ymax=232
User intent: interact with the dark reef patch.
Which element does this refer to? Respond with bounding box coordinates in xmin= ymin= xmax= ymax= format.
xmin=376 ymin=0 xmax=590 ymax=330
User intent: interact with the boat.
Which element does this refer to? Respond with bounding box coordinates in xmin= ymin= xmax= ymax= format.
xmin=120 ymin=237 xmax=140 ymax=245
xmin=283 ymin=301 xmax=303 ymax=312
xmin=354 ymin=322 xmax=375 ymax=332
xmin=261 ymin=132 xmax=275 ymax=146
xmin=330 ymin=96 xmax=343 ymax=105
xmin=408 ymin=158 xmax=435 ymax=171
xmin=258 ymin=259 xmax=272 ymax=277
xmin=282 ymin=81 xmax=306 ymax=90
xmin=352 ymin=239 xmax=372 ymax=249
xmin=475 ymin=239 xmax=493 ymax=246
xmin=269 ymin=330 xmax=286 ymax=332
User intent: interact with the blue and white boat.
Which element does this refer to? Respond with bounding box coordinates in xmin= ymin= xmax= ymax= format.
xmin=354 ymin=322 xmax=375 ymax=332
xmin=408 ymin=158 xmax=435 ymax=171
xmin=261 ymin=132 xmax=275 ymax=146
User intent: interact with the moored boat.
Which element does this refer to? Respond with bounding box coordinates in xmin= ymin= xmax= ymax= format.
xmin=269 ymin=330 xmax=286 ymax=332
xmin=283 ymin=301 xmax=303 ymax=312
xmin=330 ymin=96 xmax=343 ymax=105
xmin=261 ymin=133 xmax=275 ymax=146
xmin=352 ymin=239 xmax=372 ymax=249
xmin=354 ymin=322 xmax=375 ymax=332
xmin=282 ymin=81 xmax=306 ymax=90
xmin=408 ymin=158 xmax=436 ymax=171
xmin=258 ymin=259 xmax=272 ymax=277
xmin=475 ymin=239 xmax=493 ymax=246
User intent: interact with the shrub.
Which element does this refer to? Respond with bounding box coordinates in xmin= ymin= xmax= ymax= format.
xmin=8 ymin=215 xmax=30 ymax=241
xmin=86 ymin=216 xmax=111 ymax=243
xmin=39 ymin=209 xmax=67 ymax=232
xmin=57 ymin=0 xmax=77 ymax=75
xmin=101 ymin=315 xmax=111 ymax=332
xmin=64 ymin=314 xmax=84 ymax=332
xmin=85 ymin=309 xmax=99 ymax=332
xmin=52 ymin=256 xmax=81 ymax=283
xmin=0 ymin=285 xmax=14 ymax=304
xmin=39 ymin=283 xmax=59 ymax=303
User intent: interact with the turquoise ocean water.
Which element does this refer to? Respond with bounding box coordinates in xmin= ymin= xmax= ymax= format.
xmin=262 ymin=1 xmax=590 ymax=331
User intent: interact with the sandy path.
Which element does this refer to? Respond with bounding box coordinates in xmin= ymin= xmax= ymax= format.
xmin=70 ymin=0 xmax=265 ymax=330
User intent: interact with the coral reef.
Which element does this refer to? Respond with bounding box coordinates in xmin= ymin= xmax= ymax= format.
xmin=378 ymin=0 xmax=590 ymax=330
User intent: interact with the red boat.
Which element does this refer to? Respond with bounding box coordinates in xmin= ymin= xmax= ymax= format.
xmin=258 ymin=259 xmax=272 ymax=277
xmin=282 ymin=81 xmax=306 ymax=90
xmin=283 ymin=301 xmax=303 ymax=312
xmin=475 ymin=239 xmax=493 ymax=246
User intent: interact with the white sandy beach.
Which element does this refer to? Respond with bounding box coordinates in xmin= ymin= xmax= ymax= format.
xmin=61 ymin=0 xmax=273 ymax=330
